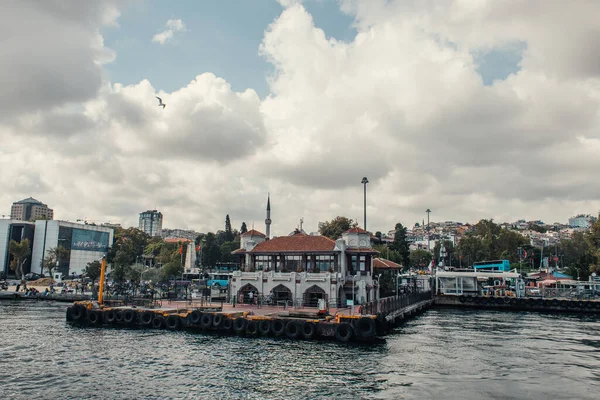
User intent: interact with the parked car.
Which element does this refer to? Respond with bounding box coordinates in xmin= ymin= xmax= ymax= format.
xmin=24 ymin=272 xmax=45 ymax=281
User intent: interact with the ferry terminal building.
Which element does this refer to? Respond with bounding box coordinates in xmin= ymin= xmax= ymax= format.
xmin=230 ymin=227 xmax=380 ymax=307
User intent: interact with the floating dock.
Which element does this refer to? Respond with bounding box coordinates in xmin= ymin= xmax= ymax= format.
xmin=435 ymin=294 xmax=600 ymax=313
xmin=65 ymin=292 xmax=434 ymax=343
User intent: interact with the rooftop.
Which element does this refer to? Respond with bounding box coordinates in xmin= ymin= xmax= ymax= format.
xmin=247 ymin=234 xmax=336 ymax=253
xmin=373 ymin=258 xmax=403 ymax=270
xmin=241 ymin=229 xmax=265 ymax=237
xmin=15 ymin=197 xmax=44 ymax=205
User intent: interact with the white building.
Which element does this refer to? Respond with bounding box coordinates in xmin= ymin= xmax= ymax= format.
xmin=230 ymin=227 xmax=379 ymax=307
xmin=568 ymin=214 xmax=597 ymax=229
xmin=30 ymin=220 xmax=114 ymax=276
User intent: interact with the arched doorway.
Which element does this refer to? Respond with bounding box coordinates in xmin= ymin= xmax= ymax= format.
xmin=238 ymin=283 xmax=259 ymax=304
xmin=303 ymin=285 xmax=327 ymax=307
xmin=270 ymin=284 xmax=293 ymax=305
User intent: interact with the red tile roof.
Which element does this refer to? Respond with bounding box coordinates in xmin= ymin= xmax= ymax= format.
xmin=344 ymin=227 xmax=368 ymax=234
xmin=241 ymin=229 xmax=265 ymax=237
xmin=373 ymin=257 xmax=403 ymax=270
xmin=164 ymin=238 xmax=192 ymax=243
xmin=249 ymin=235 xmax=336 ymax=253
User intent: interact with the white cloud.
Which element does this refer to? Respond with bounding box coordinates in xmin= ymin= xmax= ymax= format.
xmin=152 ymin=19 xmax=186 ymax=45
xmin=2 ymin=0 xmax=600 ymax=237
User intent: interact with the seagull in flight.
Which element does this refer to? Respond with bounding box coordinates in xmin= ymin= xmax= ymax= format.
xmin=156 ymin=96 xmax=166 ymax=109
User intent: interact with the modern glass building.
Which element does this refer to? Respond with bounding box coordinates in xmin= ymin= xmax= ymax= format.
xmin=0 ymin=220 xmax=36 ymax=279
xmin=30 ymin=220 xmax=114 ymax=276
xmin=139 ymin=210 xmax=163 ymax=237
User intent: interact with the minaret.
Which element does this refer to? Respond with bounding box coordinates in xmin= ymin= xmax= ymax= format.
xmin=265 ymin=194 xmax=271 ymax=239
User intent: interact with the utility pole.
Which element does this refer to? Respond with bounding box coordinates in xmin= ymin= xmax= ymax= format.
xmin=361 ymin=177 xmax=369 ymax=231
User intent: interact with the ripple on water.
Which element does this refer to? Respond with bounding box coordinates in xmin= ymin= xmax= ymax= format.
xmin=0 ymin=304 xmax=599 ymax=399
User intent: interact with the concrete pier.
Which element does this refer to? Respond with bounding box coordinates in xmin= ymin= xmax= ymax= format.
xmin=435 ymin=294 xmax=600 ymax=313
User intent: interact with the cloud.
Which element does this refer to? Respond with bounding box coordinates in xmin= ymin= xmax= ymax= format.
xmin=152 ymin=19 xmax=186 ymax=45
xmin=0 ymin=0 xmax=118 ymax=121
xmin=1 ymin=0 xmax=600 ymax=237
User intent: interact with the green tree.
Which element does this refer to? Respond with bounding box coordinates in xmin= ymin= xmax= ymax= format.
xmin=42 ymin=246 xmax=69 ymax=277
xmin=240 ymin=222 xmax=248 ymax=234
xmin=409 ymin=249 xmax=432 ymax=269
xmin=319 ymin=216 xmax=353 ymax=240
xmin=225 ymin=214 xmax=234 ymax=242
xmin=456 ymin=235 xmax=489 ymax=265
xmin=107 ymin=227 xmax=150 ymax=266
xmin=200 ymin=232 xmax=221 ymax=267
xmin=8 ymin=239 xmax=31 ymax=280
xmin=494 ymin=230 xmax=529 ymax=262
xmin=390 ymin=223 xmax=410 ymax=267
xmin=373 ymin=244 xmax=403 ymax=265
xmin=219 ymin=241 xmax=238 ymax=263
xmin=84 ymin=260 xmax=102 ymax=282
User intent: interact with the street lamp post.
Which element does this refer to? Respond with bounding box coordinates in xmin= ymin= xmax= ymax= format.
xmin=361 ymin=177 xmax=369 ymax=231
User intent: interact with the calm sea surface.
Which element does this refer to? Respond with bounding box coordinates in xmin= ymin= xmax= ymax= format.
xmin=0 ymin=301 xmax=599 ymax=399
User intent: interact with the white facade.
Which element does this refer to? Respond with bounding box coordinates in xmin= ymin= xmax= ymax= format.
xmin=568 ymin=215 xmax=596 ymax=228
xmin=31 ymin=220 xmax=114 ymax=276
xmin=231 ymin=229 xmax=378 ymax=307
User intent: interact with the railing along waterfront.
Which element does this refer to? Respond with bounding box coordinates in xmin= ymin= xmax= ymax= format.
xmin=360 ymin=291 xmax=433 ymax=316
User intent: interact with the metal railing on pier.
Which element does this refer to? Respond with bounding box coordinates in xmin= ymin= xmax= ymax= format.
xmin=361 ymin=291 xmax=432 ymax=316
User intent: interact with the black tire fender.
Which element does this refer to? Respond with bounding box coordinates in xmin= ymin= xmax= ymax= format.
xmin=123 ymin=309 xmax=136 ymax=324
xmin=71 ymin=305 xmax=87 ymax=321
xmin=258 ymin=320 xmax=271 ymax=335
xmin=189 ymin=310 xmax=202 ymax=325
xmin=87 ymin=310 xmax=100 ymax=325
xmin=213 ymin=314 xmax=224 ymax=328
xmin=301 ymin=322 xmax=317 ymax=339
xmin=233 ymin=317 xmax=247 ymax=333
xmin=335 ymin=323 xmax=354 ymax=342
xmin=221 ymin=318 xmax=233 ymax=332
xmin=104 ymin=309 xmax=116 ymax=324
xmin=200 ymin=313 xmax=213 ymax=329
xmin=246 ymin=320 xmax=258 ymax=335
xmin=140 ymin=311 xmax=154 ymax=326
xmin=285 ymin=320 xmax=300 ymax=340
xmin=166 ymin=315 xmax=181 ymax=330
xmin=355 ymin=317 xmax=376 ymax=339
xmin=271 ymin=319 xmax=285 ymax=336
xmin=152 ymin=316 xmax=165 ymax=329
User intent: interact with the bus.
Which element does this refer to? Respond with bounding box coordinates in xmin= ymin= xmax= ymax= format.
xmin=473 ymin=260 xmax=511 ymax=272
xmin=207 ymin=273 xmax=231 ymax=288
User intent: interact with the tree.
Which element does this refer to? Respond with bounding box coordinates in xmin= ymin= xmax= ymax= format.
xmin=85 ymin=260 xmax=102 ymax=282
xmin=107 ymin=227 xmax=150 ymax=266
xmin=225 ymin=215 xmax=234 ymax=242
xmin=200 ymin=232 xmax=221 ymax=267
xmin=319 ymin=216 xmax=353 ymax=240
xmin=240 ymin=222 xmax=248 ymax=234
xmin=219 ymin=241 xmax=238 ymax=263
xmin=373 ymin=244 xmax=403 ymax=265
xmin=8 ymin=239 xmax=31 ymax=280
xmin=42 ymin=246 xmax=69 ymax=277
xmin=390 ymin=223 xmax=410 ymax=267
xmin=456 ymin=235 xmax=489 ymax=266
xmin=409 ymin=249 xmax=432 ymax=269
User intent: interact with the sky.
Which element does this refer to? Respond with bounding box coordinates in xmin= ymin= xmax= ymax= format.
xmin=1 ymin=0 xmax=600 ymax=237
